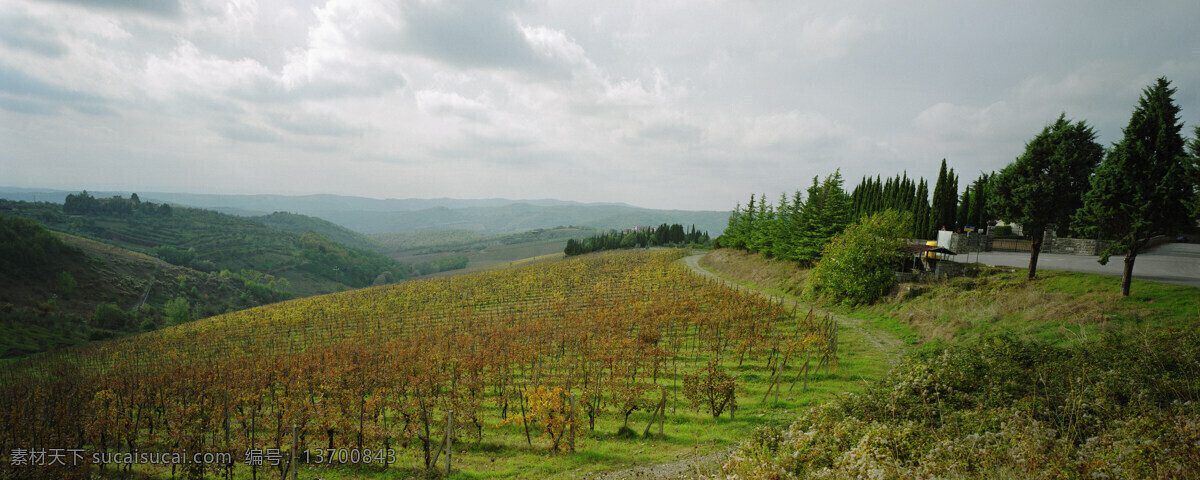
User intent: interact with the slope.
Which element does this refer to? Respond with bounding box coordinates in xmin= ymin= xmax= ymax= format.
xmin=251 ymin=211 xmax=382 ymax=251
xmin=0 ymin=196 xmax=409 ymax=297
xmin=0 ymin=214 xmax=292 ymax=358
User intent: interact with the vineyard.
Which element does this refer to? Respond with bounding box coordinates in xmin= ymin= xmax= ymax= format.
xmin=0 ymin=250 xmax=837 ymax=479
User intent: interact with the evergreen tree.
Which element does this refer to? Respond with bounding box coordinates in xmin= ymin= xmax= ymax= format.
xmin=721 ymin=202 xmax=745 ymax=249
xmin=956 ymin=189 xmax=972 ymax=230
xmin=1074 ymin=77 xmax=1194 ymax=296
xmin=792 ymin=172 xmax=852 ymax=265
xmin=1187 ymin=127 xmax=1200 ymax=222
xmin=994 ymin=113 xmax=1103 ymax=280
xmin=929 ymin=160 xmax=958 ymax=235
xmin=968 ymin=173 xmax=989 ymax=231
xmin=913 ymin=179 xmax=931 ymax=239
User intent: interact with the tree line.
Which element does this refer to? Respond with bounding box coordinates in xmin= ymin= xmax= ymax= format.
xmin=992 ymin=76 xmax=1199 ymax=295
xmin=64 ymin=191 xmax=172 ymax=216
xmin=719 ymin=77 xmax=1199 ymax=297
xmin=564 ymin=223 xmax=710 ymax=256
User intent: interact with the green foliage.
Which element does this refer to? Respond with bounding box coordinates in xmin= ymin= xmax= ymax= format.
xmin=722 ymin=330 xmax=1200 ymax=479
xmin=930 ymin=159 xmax=958 ymax=235
xmin=792 ymin=172 xmax=853 ymax=265
xmin=1190 ymin=126 xmax=1200 ymax=221
xmin=152 ymin=245 xmax=196 ymax=266
xmin=0 ymin=214 xmax=78 ymax=276
xmin=252 ymin=211 xmax=381 ymax=251
xmin=2 ymin=197 xmax=408 ymax=295
xmin=54 ymin=271 xmax=76 ymax=295
xmin=992 ymin=113 xmax=1103 ymax=278
xmin=92 ymin=302 xmax=129 ymax=330
xmin=165 ymin=297 xmax=190 ymax=325
xmin=216 ymin=269 xmax=292 ymax=304
xmin=565 ymin=223 xmax=709 ymax=256
xmin=805 ymin=210 xmax=910 ymax=305
xmin=1073 ymin=77 xmax=1194 ymax=294
xmin=63 ymin=191 xmax=168 ymax=216
xmin=411 ymin=256 xmax=469 ymax=275
xmin=851 ymin=173 xmax=937 ymax=240
xmin=297 ymin=231 xmax=409 ymax=287
xmin=720 ymin=171 xmax=852 ymax=265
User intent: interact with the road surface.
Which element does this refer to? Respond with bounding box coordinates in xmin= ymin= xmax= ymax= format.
xmin=962 ymin=242 xmax=1200 ymax=288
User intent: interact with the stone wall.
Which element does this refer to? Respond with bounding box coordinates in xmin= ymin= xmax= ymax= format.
xmin=1041 ymin=230 xmax=1111 ymax=256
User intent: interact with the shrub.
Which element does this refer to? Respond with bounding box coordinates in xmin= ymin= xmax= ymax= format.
xmin=805 ymin=210 xmax=910 ymax=305
xmin=719 ymin=330 xmax=1200 ymax=479
xmin=92 ymin=302 xmax=129 ymax=329
xmin=165 ymin=297 xmax=190 ymax=325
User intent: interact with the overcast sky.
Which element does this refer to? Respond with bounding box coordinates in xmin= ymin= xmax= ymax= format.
xmin=2 ymin=0 xmax=1198 ymax=211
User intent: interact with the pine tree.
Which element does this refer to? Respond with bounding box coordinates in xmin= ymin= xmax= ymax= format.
xmin=720 ymin=202 xmax=744 ymax=249
xmin=912 ymin=179 xmax=931 ymax=239
xmin=956 ymin=189 xmax=972 ymax=230
xmin=768 ymin=193 xmax=792 ymax=259
xmin=930 ymin=160 xmax=955 ymax=235
xmin=994 ymin=113 xmax=1103 ymax=280
xmin=1074 ymin=77 xmax=1194 ymax=295
xmin=1189 ymin=127 xmax=1200 ymax=222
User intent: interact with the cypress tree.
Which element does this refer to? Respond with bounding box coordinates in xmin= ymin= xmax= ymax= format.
xmin=1074 ymin=77 xmax=1194 ymax=295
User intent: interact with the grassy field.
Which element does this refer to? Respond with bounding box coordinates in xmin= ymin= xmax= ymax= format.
xmin=697 ymin=248 xmax=1200 ymax=479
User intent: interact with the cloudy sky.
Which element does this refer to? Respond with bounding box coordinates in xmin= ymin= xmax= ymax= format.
xmin=2 ymin=0 xmax=1198 ymax=211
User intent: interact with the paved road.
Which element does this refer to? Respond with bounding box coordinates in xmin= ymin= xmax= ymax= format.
xmin=960 ymin=242 xmax=1200 ymax=288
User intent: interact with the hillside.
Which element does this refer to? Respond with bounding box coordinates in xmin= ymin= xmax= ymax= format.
xmin=250 ymin=211 xmax=381 ymax=251
xmin=0 ymin=196 xmax=409 ymax=297
xmin=0 ymin=188 xmax=725 ymax=235
xmin=371 ymin=226 xmax=597 ymax=276
xmin=0 ymin=214 xmax=292 ymax=357
xmin=0 ymin=250 xmax=838 ymax=479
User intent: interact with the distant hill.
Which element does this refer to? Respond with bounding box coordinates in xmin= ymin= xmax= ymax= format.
xmin=0 ymin=214 xmax=292 ymax=358
xmin=0 ymin=187 xmax=625 ymax=213
xmin=0 ymin=195 xmax=411 ymax=298
xmin=251 ymin=211 xmax=381 ymax=251
xmin=327 ymin=203 xmax=730 ymax=235
xmin=371 ymin=226 xmax=598 ymax=252
xmin=0 ymin=188 xmax=730 ymax=235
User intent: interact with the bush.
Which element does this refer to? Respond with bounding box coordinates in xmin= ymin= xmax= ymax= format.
xmin=54 ymin=271 xmax=76 ymax=295
xmin=719 ymin=330 xmax=1200 ymax=479
xmin=165 ymin=297 xmax=190 ymax=325
xmin=92 ymin=302 xmax=129 ymax=329
xmin=804 ymin=210 xmax=910 ymax=305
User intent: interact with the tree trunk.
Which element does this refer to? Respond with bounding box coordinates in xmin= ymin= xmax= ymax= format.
xmin=1121 ymin=250 xmax=1137 ymax=296
xmin=1026 ymin=228 xmax=1043 ymax=280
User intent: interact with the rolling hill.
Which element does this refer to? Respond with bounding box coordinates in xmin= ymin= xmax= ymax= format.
xmin=0 ymin=195 xmax=410 ymax=297
xmin=0 ymin=188 xmax=731 ymax=236
xmin=0 ymin=214 xmax=295 ymax=357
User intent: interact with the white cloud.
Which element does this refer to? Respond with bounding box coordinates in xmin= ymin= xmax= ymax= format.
xmin=3 ymin=0 xmax=1200 ymax=212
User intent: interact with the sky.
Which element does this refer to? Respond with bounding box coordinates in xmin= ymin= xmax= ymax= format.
xmin=1 ymin=0 xmax=1199 ymax=211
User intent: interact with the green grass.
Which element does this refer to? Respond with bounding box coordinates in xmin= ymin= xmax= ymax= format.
xmin=858 ymin=266 xmax=1200 ymax=346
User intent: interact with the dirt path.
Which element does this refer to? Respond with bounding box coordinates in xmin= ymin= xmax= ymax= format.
xmin=682 ymin=253 xmax=905 ymax=364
